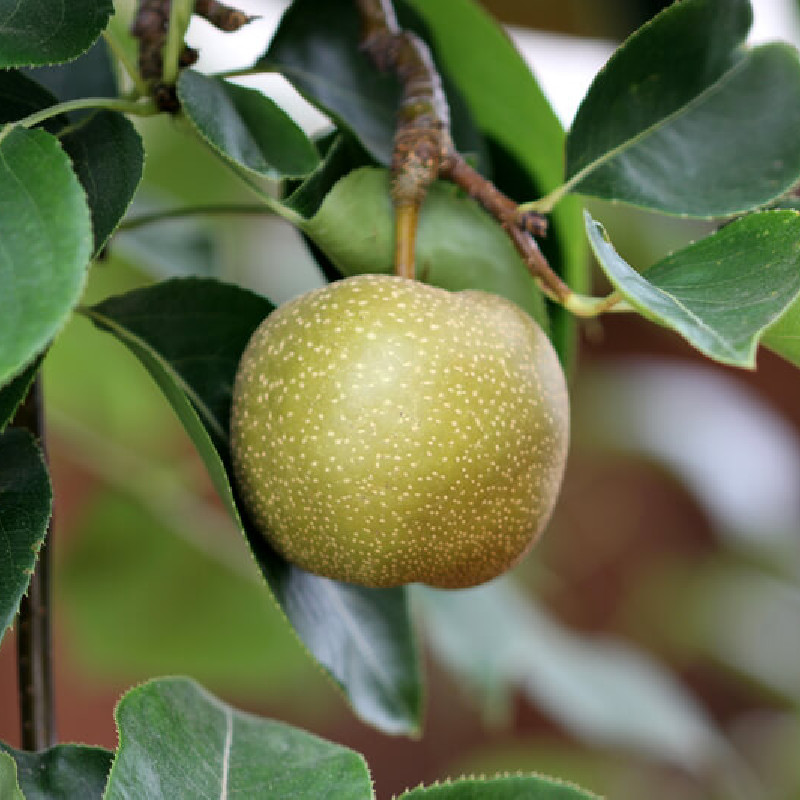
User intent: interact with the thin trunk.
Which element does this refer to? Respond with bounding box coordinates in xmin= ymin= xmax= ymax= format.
xmin=14 ymin=377 xmax=56 ymax=751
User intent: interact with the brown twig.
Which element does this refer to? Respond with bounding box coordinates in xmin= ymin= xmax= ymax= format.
xmin=195 ymin=0 xmax=257 ymax=32
xmin=354 ymin=0 xmax=562 ymax=299
xmin=131 ymin=0 xmax=171 ymax=82
xmin=394 ymin=205 xmax=420 ymax=280
xmin=13 ymin=378 xmax=56 ymax=751
xmin=132 ymin=0 xmax=182 ymax=110
xmin=132 ymin=0 xmax=253 ymax=111
xmin=357 ymin=0 xmax=452 ymax=279
xmin=440 ymin=153 xmax=568 ymax=300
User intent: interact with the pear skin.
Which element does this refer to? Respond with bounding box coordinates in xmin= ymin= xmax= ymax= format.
xmin=231 ymin=274 xmax=569 ymax=588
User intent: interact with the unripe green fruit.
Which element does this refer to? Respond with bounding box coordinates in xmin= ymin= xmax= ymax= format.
xmin=230 ymin=274 xmax=569 ymax=589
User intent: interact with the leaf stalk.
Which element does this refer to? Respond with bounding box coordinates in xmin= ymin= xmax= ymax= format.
xmin=102 ymin=28 xmax=149 ymax=98
xmin=0 ymin=98 xmax=158 ymax=145
xmin=117 ymin=203 xmax=283 ymax=232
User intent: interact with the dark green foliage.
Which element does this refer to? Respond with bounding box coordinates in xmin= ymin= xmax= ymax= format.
xmin=0 ymin=127 xmax=92 ymax=385
xmin=177 ymin=70 xmax=320 ymax=179
xmin=566 ymin=0 xmax=800 ymax=215
xmin=0 ymin=429 xmax=52 ymax=643
xmin=61 ymin=111 xmax=145 ymax=254
xmin=0 ymin=743 xmax=112 ymax=800
xmin=0 ymin=0 xmax=113 ymax=69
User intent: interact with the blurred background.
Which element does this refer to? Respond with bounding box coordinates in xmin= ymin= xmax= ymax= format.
xmin=2 ymin=1 xmax=800 ymax=798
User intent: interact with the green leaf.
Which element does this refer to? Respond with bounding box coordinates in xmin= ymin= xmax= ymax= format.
xmin=257 ymin=0 xmax=396 ymax=165
xmin=0 ymin=69 xmax=63 ymax=130
xmin=0 ymin=428 xmax=52 ymax=643
xmin=258 ymin=0 xmax=482 ymax=167
xmin=569 ymin=0 xmax=751 ymax=178
xmin=252 ymin=552 xmax=422 ymax=735
xmin=24 ymin=38 xmax=117 ymax=109
xmin=398 ymin=775 xmax=598 ymax=800
xmin=304 ymin=167 xmax=548 ymax=328
xmin=61 ymin=111 xmax=144 ymax=255
xmin=0 ymin=0 xmax=114 ymax=68
xmin=0 ymin=359 xmax=39 ymax=432
xmin=177 ymin=70 xmax=320 ymax=180
xmin=0 ymin=752 xmax=24 ymax=800
xmin=105 ymin=677 xmax=374 ymax=800
xmin=564 ymin=0 xmax=800 ymax=216
xmin=82 ymin=279 xmax=267 ymax=518
xmin=83 ymin=278 xmax=423 ymax=736
xmin=85 ymin=278 xmax=273 ymax=457
xmin=0 ymin=743 xmax=112 ymax=800
xmin=419 ymin=580 xmax=724 ymax=771
xmin=284 ymin=131 xmax=384 ymax=286
xmin=586 ymin=210 xmax=800 ymax=367
xmin=0 ymin=69 xmax=132 ymax=258
xmin=284 ymin=131 xmax=374 ymax=220
xmin=763 ymin=294 xmax=800 ymax=368
xmin=0 ymin=126 xmax=93 ymax=385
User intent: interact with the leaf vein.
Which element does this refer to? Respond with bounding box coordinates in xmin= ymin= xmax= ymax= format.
xmin=220 ymin=706 xmax=232 ymax=800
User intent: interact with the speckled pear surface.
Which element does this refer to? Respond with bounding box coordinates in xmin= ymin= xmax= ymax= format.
xmin=230 ymin=274 xmax=569 ymax=588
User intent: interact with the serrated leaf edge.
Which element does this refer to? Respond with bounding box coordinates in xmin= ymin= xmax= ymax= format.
xmin=0 ymin=3 xmax=114 ymax=71
xmin=78 ymin=112 xmax=146 ymax=255
xmin=0 ymin=429 xmax=53 ymax=644
xmin=392 ymin=771 xmax=604 ymax=799
xmin=0 ymin=358 xmax=42 ymax=434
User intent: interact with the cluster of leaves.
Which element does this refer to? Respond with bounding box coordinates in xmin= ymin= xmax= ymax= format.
xmin=0 ymin=676 xmax=595 ymax=799
xmin=3 ymin=0 xmax=800 ymax=796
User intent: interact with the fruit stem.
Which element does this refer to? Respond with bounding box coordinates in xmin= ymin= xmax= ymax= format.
xmin=13 ymin=377 xmax=56 ymax=751
xmin=394 ymin=204 xmax=419 ymax=279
